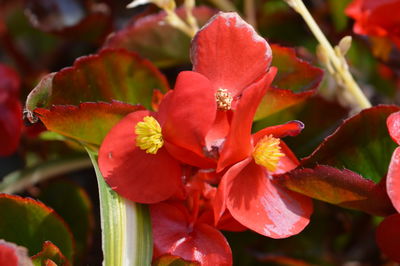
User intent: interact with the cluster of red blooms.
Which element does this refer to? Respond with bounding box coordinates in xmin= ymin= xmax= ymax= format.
xmin=346 ymin=0 xmax=400 ymax=49
xmin=98 ymin=12 xmax=313 ymax=265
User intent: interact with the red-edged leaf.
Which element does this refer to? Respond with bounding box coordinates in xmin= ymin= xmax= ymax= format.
xmin=192 ymin=12 xmax=272 ymax=97
xmin=302 ymin=105 xmax=400 ymax=183
xmin=26 ymin=49 xmax=169 ymax=111
xmin=31 ymin=241 xmax=70 ymax=266
xmin=151 ymin=203 xmax=232 ymax=266
xmin=24 ymin=0 xmax=112 ymax=42
xmin=103 ymin=7 xmax=216 ymax=67
xmin=376 ymin=214 xmax=400 ymax=262
xmin=153 ymin=254 xmax=200 ymax=266
xmin=0 ymin=194 xmax=74 ymax=261
xmin=255 ymin=45 xmax=323 ymax=120
xmin=38 ymin=181 xmax=93 ymax=264
xmin=34 ymin=101 xmax=143 ymax=146
xmin=276 ymin=165 xmax=395 ymax=216
xmin=0 ymin=240 xmax=32 ymax=266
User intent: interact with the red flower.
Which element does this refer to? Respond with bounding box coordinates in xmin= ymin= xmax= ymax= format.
xmin=374 ymin=111 xmax=400 ymax=262
xmin=98 ymin=71 xmax=217 ymax=204
xmin=0 ymin=240 xmax=32 ymax=266
xmin=151 ymin=202 xmax=232 ymax=266
xmin=346 ymin=0 xmax=400 ymax=48
xmin=189 ymin=12 xmax=276 ymax=159
xmin=0 ymin=64 xmax=22 ymax=156
xmin=214 ymin=116 xmax=313 ymax=238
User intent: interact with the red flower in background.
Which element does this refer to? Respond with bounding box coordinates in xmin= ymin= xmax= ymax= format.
xmin=0 ymin=64 xmax=22 ymax=156
xmin=346 ymin=0 xmax=400 ymax=48
xmin=0 ymin=240 xmax=31 ymax=266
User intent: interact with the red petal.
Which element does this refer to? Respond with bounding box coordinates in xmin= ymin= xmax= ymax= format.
xmin=387 ymin=111 xmax=400 ymax=145
xmin=376 ymin=214 xmax=400 ymax=262
xmin=0 ymin=240 xmax=30 ymax=266
xmin=217 ymin=70 xmax=276 ymax=172
xmin=161 ymin=71 xmax=217 ymax=166
xmin=191 ymin=12 xmax=272 ymax=96
xmin=0 ymin=98 xmax=22 ymax=156
xmin=151 ymin=203 xmax=232 ymax=266
xmin=272 ymin=141 xmax=300 ymax=175
xmin=252 ymin=120 xmax=304 ymax=144
xmin=98 ymin=111 xmax=182 ymax=204
xmin=387 ymin=147 xmax=400 ymax=212
xmin=0 ymin=64 xmax=20 ymax=101
xmin=225 ymin=160 xmax=313 ymax=238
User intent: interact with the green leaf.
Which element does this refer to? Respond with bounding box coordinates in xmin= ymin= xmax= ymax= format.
xmin=38 ymin=181 xmax=93 ymax=265
xmin=34 ymin=101 xmax=143 ymax=147
xmin=255 ymin=45 xmax=323 ymax=120
xmin=31 ymin=241 xmax=70 ymax=266
xmin=26 ymin=49 xmax=169 ymax=111
xmin=86 ymin=150 xmax=153 ymax=266
xmin=0 ymin=194 xmax=74 ymax=261
xmin=103 ymin=7 xmax=216 ymax=67
xmin=276 ymin=165 xmax=395 ymax=216
xmin=0 ymin=154 xmax=91 ymax=194
xmin=302 ymin=105 xmax=400 ymax=183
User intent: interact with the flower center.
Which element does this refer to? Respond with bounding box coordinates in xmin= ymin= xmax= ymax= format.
xmin=135 ymin=116 xmax=164 ymax=154
xmin=252 ymin=135 xmax=284 ymax=172
xmin=215 ymin=88 xmax=233 ymax=110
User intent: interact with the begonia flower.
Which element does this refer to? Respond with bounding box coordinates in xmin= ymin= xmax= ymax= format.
xmin=189 ymin=12 xmax=275 ymax=158
xmin=0 ymin=240 xmax=32 ymax=266
xmin=214 ymin=113 xmax=313 ymax=238
xmin=151 ymin=202 xmax=232 ymax=266
xmin=98 ymin=71 xmax=217 ymax=204
xmin=346 ymin=0 xmax=400 ymax=49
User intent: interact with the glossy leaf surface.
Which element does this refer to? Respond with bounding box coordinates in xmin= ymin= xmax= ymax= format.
xmin=104 ymin=7 xmax=216 ymax=67
xmin=38 ymin=181 xmax=93 ymax=264
xmin=0 ymin=194 xmax=74 ymax=261
xmin=255 ymin=45 xmax=323 ymax=120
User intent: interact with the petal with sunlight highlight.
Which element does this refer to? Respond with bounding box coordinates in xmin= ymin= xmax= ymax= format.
xmin=98 ymin=111 xmax=182 ymax=204
xmin=191 ymin=12 xmax=272 ymax=96
xmin=387 ymin=111 xmax=400 ymax=145
xmin=387 ymin=147 xmax=400 ymax=212
xmin=217 ymin=70 xmax=276 ymax=171
xmin=225 ymin=160 xmax=313 ymax=238
xmin=151 ymin=203 xmax=232 ymax=266
xmin=162 ymin=71 xmax=216 ymax=160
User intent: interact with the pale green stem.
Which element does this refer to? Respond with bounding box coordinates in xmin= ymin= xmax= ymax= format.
xmin=0 ymin=155 xmax=91 ymax=194
xmin=87 ymin=150 xmax=152 ymax=266
xmin=285 ymin=0 xmax=372 ymax=110
xmin=244 ymin=0 xmax=257 ymax=27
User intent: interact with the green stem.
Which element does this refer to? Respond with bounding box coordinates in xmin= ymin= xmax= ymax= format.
xmin=285 ymin=0 xmax=372 ymax=110
xmin=0 ymin=155 xmax=91 ymax=194
xmin=87 ymin=150 xmax=152 ymax=266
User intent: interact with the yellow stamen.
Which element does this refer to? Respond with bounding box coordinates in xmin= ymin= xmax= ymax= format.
xmin=252 ymin=135 xmax=284 ymax=172
xmin=135 ymin=116 xmax=163 ymax=154
xmin=215 ymin=88 xmax=233 ymax=110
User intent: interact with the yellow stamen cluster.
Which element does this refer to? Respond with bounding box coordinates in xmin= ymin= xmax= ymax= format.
xmin=215 ymin=88 xmax=233 ymax=110
xmin=252 ymin=135 xmax=284 ymax=172
xmin=135 ymin=116 xmax=163 ymax=154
